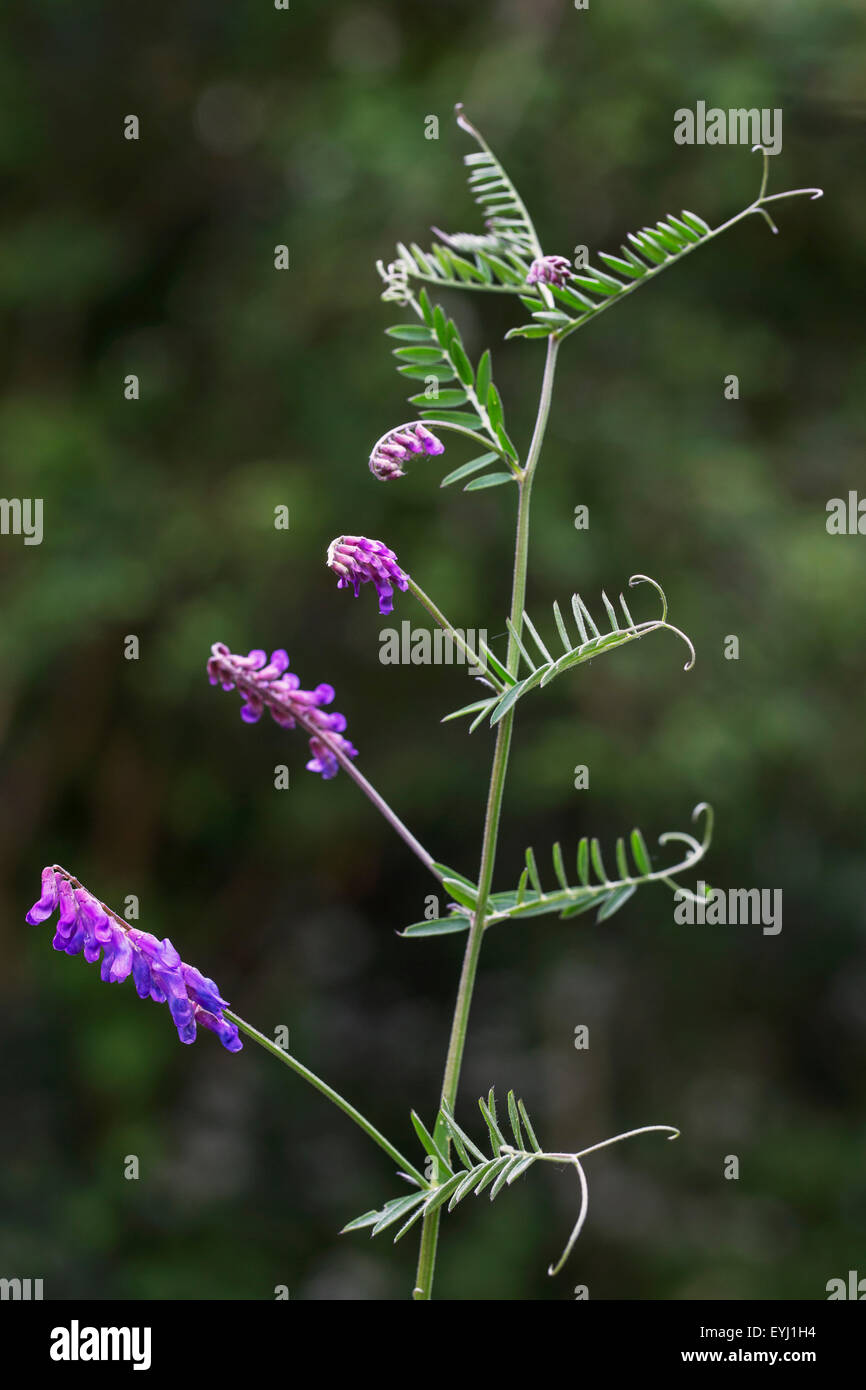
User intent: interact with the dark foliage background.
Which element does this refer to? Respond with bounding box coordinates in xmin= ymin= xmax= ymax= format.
xmin=1 ymin=0 xmax=864 ymax=1300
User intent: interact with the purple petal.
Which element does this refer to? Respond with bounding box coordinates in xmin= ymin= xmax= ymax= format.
xmin=182 ymin=963 xmax=228 ymax=1014
xmin=56 ymin=880 xmax=79 ymax=937
xmin=64 ymin=923 xmax=86 ymax=955
xmin=107 ymin=931 xmax=134 ymax=983
xmin=158 ymin=937 xmax=182 ymax=970
xmin=413 ymin=424 xmax=444 ymax=456
xmin=26 ymin=867 xmax=59 ymax=925
xmin=77 ymin=891 xmax=112 ymax=942
xmin=196 ymin=1008 xmax=243 ymax=1052
xmin=132 ymin=952 xmax=152 ymax=999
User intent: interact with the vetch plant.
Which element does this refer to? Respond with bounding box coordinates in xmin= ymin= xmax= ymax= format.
xmin=27 ymin=108 xmax=820 ymax=1300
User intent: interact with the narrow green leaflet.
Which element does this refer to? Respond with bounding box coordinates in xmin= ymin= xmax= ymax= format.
xmin=464 ymin=471 xmax=516 ymax=491
xmin=440 ymin=453 xmax=500 ymax=488
xmin=385 ymin=323 xmax=436 ymax=341
xmin=407 ymin=388 xmax=468 ymax=408
xmin=475 ymin=348 xmax=492 ymax=401
xmin=429 ymin=859 xmax=479 ymax=912
xmin=410 ymin=1111 xmax=452 ymax=1178
xmin=399 ymin=915 xmax=471 ymax=939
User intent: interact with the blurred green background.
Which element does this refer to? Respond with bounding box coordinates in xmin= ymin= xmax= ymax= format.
xmin=1 ymin=0 xmax=864 ymax=1300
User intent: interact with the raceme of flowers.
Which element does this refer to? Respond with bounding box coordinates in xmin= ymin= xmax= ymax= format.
xmin=327 ymin=535 xmax=409 ymax=616
xmin=207 ymin=643 xmax=357 ymax=780
xmin=369 ymin=422 xmax=444 ymax=481
xmin=25 ymin=866 xmax=242 ymax=1051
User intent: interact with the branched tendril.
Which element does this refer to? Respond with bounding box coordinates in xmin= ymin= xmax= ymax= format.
xmin=342 ymin=1088 xmax=678 ymax=1279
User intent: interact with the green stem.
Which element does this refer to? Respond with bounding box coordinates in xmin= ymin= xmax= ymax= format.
xmin=227 ymin=1010 xmax=427 ymax=1186
xmin=413 ymin=334 xmax=561 ymax=1300
xmin=406 ymin=576 xmax=503 ymax=688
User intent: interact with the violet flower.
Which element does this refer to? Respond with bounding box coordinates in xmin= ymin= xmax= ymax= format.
xmin=327 ymin=536 xmax=409 ymax=616
xmin=369 ymin=422 xmax=444 ymax=481
xmin=25 ymin=866 xmax=242 ymax=1052
xmin=526 ymin=254 xmax=572 ymax=288
xmin=208 ymin=644 xmax=357 ymax=780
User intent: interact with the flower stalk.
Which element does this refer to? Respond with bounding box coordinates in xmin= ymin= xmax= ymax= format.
xmin=405 ymin=576 xmax=505 ymax=689
xmin=209 ymin=643 xmax=439 ymax=877
xmin=226 ymin=1010 xmax=427 ymax=1185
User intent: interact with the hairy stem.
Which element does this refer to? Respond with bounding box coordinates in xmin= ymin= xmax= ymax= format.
xmin=212 ymin=656 xmax=439 ymax=880
xmin=413 ymin=335 xmax=561 ymax=1300
xmin=337 ymin=750 xmax=440 ymax=880
xmin=299 ymin=726 xmax=439 ymax=880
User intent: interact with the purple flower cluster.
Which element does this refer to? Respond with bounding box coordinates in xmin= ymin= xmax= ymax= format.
xmin=327 ymin=536 xmax=409 ymax=616
xmin=26 ymin=867 xmax=242 ymax=1051
xmin=369 ymin=422 xmax=444 ymax=481
xmin=527 ymin=254 xmax=572 ymax=288
xmin=208 ymin=644 xmax=357 ymax=780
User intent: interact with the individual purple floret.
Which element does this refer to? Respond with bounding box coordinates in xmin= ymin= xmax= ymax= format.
xmin=25 ymin=867 xmax=243 ymax=1052
xmin=207 ymin=644 xmax=358 ymax=780
xmin=369 ymin=422 xmax=444 ymax=481
xmin=526 ymin=254 xmax=572 ymax=288
xmin=327 ymin=535 xmax=409 ymax=616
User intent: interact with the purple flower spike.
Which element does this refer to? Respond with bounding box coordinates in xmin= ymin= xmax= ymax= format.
xmin=369 ymin=422 xmax=445 ymax=480
xmin=327 ymin=535 xmax=409 ymax=616
xmin=25 ymin=867 xmax=242 ymax=1053
xmin=208 ymin=643 xmax=358 ymax=779
xmin=527 ymin=254 xmax=572 ymax=288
